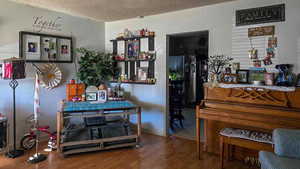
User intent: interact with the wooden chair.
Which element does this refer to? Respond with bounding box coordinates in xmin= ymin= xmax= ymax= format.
xmin=169 ymin=80 xmax=184 ymax=130
xmin=219 ymin=128 xmax=274 ymax=169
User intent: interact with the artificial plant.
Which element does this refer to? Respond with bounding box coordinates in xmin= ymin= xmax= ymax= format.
xmin=76 ymin=48 xmax=119 ymax=86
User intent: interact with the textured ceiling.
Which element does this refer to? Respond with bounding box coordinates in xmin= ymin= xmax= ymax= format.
xmin=10 ymin=0 xmax=234 ymax=21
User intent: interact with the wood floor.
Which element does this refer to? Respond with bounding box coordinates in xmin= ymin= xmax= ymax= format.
xmin=0 ymin=134 xmax=251 ymax=169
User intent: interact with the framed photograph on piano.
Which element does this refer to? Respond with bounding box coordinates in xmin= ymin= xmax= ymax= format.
xmin=237 ymin=69 xmax=250 ymax=84
xmin=221 ymin=73 xmax=238 ymax=84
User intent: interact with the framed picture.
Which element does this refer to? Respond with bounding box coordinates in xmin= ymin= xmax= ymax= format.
xmin=232 ymin=62 xmax=240 ymax=74
xmin=0 ymin=63 xmax=3 ymax=78
xmin=221 ymin=73 xmax=238 ymax=84
xmin=19 ymin=31 xmax=73 ymax=63
xmin=137 ymin=67 xmax=148 ymax=81
xmin=86 ymin=92 xmax=98 ymax=101
xmin=24 ymin=34 xmax=41 ymax=60
xmin=98 ymin=90 xmax=107 ymax=103
xmin=296 ymin=74 xmax=300 ymax=87
xmin=264 ymin=73 xmax=275 ymax=86
xmin=57 ymin=39 xmax=72 ymax=61
xmin=125 ymin=40 xmax=140 ymax=58
xmin=237 ymin=69 xmax=249 ymax=83
xmin=41 ymin=37 xmax=57 ymax=61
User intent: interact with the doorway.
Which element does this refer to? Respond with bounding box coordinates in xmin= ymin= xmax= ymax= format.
xmin=167 ymin=31 xmax=209 ymax=140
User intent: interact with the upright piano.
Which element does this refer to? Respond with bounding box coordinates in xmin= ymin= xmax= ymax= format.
xmin=196 ymin=85 xmax=300 ymax=160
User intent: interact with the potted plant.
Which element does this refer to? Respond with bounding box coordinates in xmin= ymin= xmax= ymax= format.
xmin=76 ymin=48 xmax=119 ymax=88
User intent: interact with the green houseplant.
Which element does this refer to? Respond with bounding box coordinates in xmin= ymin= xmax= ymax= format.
xmin=76 ymin=48 xmax=119 ymax=86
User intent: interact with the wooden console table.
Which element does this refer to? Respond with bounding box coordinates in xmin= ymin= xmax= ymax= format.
xmin=196 ymin=85 xmax=300 ymax=160
xmin=57 ymin=100 xmax=141 ymax=156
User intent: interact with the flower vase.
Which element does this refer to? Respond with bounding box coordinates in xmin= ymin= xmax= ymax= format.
xmin=211 ymin=73 xmax=219 ymax=87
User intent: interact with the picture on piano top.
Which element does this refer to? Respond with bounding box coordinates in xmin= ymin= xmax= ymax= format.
xmin=221 ymin=73 xmax=238 ymax=84
xmin=237 ymin=69 xmax=250 ymax=84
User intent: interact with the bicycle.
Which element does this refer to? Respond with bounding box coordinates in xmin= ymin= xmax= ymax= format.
xmin=20 ymin=115 xmax=57 ymax=150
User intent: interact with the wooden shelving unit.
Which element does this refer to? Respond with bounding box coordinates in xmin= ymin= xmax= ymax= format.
xmin=113 ymin=58 xmax=156 ymax=62
xmin=56 ymin=101 xmax=142 ymax=156
xmin=110 ymin=35 xmax=155 ymax=42
xmin=110 ymin=80 xmax=156 ymax=85
xmin=110 ymin=35 xmax=156 ymax=85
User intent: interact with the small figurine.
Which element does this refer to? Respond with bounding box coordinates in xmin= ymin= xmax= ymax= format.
xmin=81 ymin=94 xmax=86 ymax=102
xmin=69 ymin=79 xmax=75 ymax=84
xmin=249 ymin=48 xmax=258 ymax=59
xmin=253 ymin=60 xmax=261 ymax=68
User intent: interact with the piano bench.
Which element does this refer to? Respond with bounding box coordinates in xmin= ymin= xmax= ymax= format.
xmin=219 ymin=128 xmax=273 ymax=169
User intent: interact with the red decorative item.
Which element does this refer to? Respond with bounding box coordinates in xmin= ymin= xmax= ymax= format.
xmin=70 ymin=79 xmax=75 ymax=84
xmin=3 ymin=63 xmax=13 ymax=79
xmin=1 ymin=58 xmax=26 ymax=80
xmin=140 ymin=29 xmax=145 ymax=37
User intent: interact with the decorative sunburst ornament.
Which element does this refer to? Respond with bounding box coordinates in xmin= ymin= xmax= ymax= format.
xmin=33 ymin=64 xmax=62 ymax=89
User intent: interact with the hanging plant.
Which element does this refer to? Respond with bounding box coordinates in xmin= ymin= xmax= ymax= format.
xmin=76 ymin=48 xmax=119 ymax=86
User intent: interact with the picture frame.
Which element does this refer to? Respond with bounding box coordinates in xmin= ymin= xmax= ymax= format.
xmin=221 ymin=73 xmax=238 ymax=84
xmin=137 ymin=67 xmax=148 ymax=81
xmin=125 ymin=39 xmax=140 ymax=58
xmin=296 ymin=74 xmax=300 ymax=87
xmin=0 ymin=63 xmax=3 ymax=78
xmin=237 ymin=69 xmax=250 ymax=84
xmin=232 ymin=62 xmax=240 ymax=74
xmin=264 ymin=73 xmax=275 ymax=86
xmin=19 ymin=31 xmax=73 ymax=63
xmin=249 ymin=68 xmax=266 ymax=83
xmin=98 ymin=90 xmax=107 ymax=103
xmin=86 ymin=92 xmax=98 ymax=101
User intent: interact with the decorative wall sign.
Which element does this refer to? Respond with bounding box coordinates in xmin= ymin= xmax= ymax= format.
xmin=236 ymin=4 xmax=285 ymax=26
xmin=32 ymin=16 xmax=62 ymax=32
xmin=248 ymin=26 xmax=275 ymax=37
xmin=20 ymin=31 xmax=73 ymax=63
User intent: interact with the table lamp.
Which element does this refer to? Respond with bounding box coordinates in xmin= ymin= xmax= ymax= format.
xmin=0 ymin=57 xmax=25 ymax=158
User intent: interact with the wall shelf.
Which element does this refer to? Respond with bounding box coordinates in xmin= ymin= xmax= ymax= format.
xmin=110 ymin=80 xmax=156 ymax=85
xmin=111 ymin=33 xmax=156 ymax=85
xmin=113 ymin=58 xmax=156 ymax=62
xmin=110 ymin=35 xmax=155 ymax=42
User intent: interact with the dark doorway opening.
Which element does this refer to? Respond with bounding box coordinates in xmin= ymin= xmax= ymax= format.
xmin=167 ymin=31 xmax=209 ymax=139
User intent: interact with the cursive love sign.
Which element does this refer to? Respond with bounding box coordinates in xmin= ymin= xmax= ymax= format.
xmin=32 ymin=16 xmax=63 ymax=32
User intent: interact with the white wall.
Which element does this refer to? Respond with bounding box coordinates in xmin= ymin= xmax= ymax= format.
xmin=0 ymin=0 xmax=105 ymax=145
xmin=105 ymin=0 xmax=300 ymax=136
